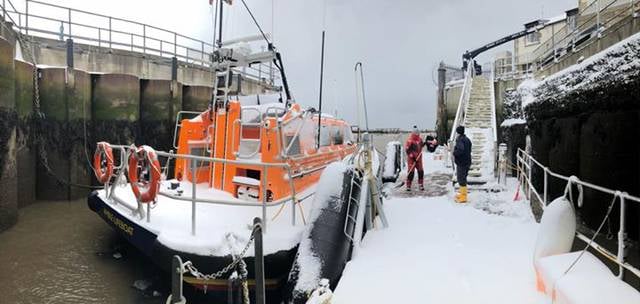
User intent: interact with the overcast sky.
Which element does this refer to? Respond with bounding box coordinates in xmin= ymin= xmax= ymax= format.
xmin=20 ymin=0 xmax=576 ymax=129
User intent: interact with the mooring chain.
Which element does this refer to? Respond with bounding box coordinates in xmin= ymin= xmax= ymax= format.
xmin=182 ymin=227 xmax=256 ymax=282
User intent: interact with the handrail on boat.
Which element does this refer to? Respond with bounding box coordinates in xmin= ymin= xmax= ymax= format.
xmin=516 ymin=148 xmax=640 ymax=280
xmin=105 ymin=144 xmax=303 ymax=235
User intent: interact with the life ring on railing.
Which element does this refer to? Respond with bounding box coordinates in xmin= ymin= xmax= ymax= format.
xmin=128 ymin=145 xmax=162 ymax=203
xmin=93 ymin=141 xmax=114 ymax=184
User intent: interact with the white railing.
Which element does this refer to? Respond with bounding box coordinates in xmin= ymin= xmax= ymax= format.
xmin=516 ymin=148 xmax=640 ymax=279
xmin=0 ymin=0 xmax=279 ymax=83
xmin=531 ymin=0 xmax=639 ymax=69
xmin=448 ymin=63 xmax=473 ymax=144
xmin=489 ymin=67 xmax=498 ymax=172
xmin=105 ymin=144 xmax=306 ymax=235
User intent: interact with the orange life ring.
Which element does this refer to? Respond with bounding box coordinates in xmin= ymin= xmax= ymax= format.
xmin=93 ymin=141 xmax=114 ymax=184
xmin=128 ymin=145 xmax=162 ymax=203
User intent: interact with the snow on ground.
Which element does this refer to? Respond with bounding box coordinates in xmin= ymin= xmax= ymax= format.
xmin=333 ymin=154 xmax=548 ymax=304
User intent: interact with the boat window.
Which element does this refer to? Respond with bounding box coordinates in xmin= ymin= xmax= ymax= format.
xmin=319 ymin=125 xmax=331 ymax=147
xmin=332 ymin=126 xmax=344 ymax=145
xmin=343 ymin=126 xmax=354 ymax=144
xmin=285 ymin=136 xmax=301 ymax=155
xmin=188 ymin=146 xmax=209 ymax=169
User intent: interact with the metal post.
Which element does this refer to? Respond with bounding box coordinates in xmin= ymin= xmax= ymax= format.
xmin=596 ymin=0 xmax=601 ymax=29
xmin=262 ymin=165 xmax=267 ymax=233
xmin=160 ymin=41 xmax=163 ymax=56
xmin=174 ymin=33 xmax=177 ymax=56
xmin=543 ymin=167 xmax=548 ymax=206
xmin=108 ymin=17 xmax=112 ymax=48
xmin=201 ymin=41 xmax=204 ymax=64
xmin=527 ymin=157 xmax=532 ymax=200
xmin=25 ymin=0 xmax=28 ymax=35
xmin=98 ymin=29 xmax=101 ymax=47
xmin=253 ymin=217 xmax=265 ymax=304
xmin=146 ymin=200 xmax=151 ymax=223
xmin=191 ymin=157 xmax=196 ymax=236
xmin=143 ymin=24 xmax=146 ymax=54
xmin=552 ymin=25 xmax=557 ymax=61
xmin=68 ymin=8 xmax=71 ymax=37
xmin=498 ymin=143 xmax=507 ymax=185
xmin=170 ymin=255 xmax=186 ymax=304
xmin=130 ymin=34 xmax=134 ymax=51
xmin=617 ymin=194 xmax=626 ymax=279
xmin=2 ymin=0 xmax=5 ymax=20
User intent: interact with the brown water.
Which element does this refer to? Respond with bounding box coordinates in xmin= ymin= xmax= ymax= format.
xmin=0 ymin=135 xmax=402 ymax=304
xmin=0 ymin=200 xmax=166 ymax=304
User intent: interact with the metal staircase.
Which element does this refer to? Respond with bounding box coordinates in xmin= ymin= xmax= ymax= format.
xmin=449 ymin=64 xmax=498 ymax=184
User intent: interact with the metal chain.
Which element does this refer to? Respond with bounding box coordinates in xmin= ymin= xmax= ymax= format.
xmin=14 ymin=30 xmax=98 ymax=189
xmin=182 ymin=227 xmax=256 ymax=281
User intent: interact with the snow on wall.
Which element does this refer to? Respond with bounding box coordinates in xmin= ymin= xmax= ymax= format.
xmin=500 ymin=118 xmax=527 ymax=127
xmin=519 ymin=31 xmax=640 ymax=109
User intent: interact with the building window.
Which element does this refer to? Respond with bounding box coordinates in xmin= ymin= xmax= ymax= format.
xmin=525 ymin=32 xmax=540 ymax=45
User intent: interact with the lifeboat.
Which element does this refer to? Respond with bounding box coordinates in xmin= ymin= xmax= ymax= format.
xmin=87 ymin=35 xmax=359 ymax=302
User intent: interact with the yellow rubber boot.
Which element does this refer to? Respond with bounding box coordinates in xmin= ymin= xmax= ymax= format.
xmin=455 ymin=186 xmax=468 ymax=203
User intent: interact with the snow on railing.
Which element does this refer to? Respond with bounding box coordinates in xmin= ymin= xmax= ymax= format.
xmin=106 ymin=144 xmax=306 ymax=235
xmin=448 ymin=62 xmax=473 ymax=144
xmin=516 ymin=148 xmax=640 ymax=280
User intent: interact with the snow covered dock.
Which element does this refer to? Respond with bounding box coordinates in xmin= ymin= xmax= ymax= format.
xmin=333 ymin=155 xmax=547 ymax=303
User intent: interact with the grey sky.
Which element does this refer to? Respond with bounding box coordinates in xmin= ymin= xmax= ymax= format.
xmin=45 ymin=0 xmax=576 ymax=129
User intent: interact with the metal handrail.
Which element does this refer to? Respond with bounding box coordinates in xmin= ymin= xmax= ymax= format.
xmin=0 ymin=0 xmax=281 ymax=81
xmin=530 ymin=0 xmax=636 ymax=69
xmin=516 ymin=148 xmax=640 ymax=279
xmin=448 ymin=63 xmax=473 ymax=144
xmin=106 ymin=144 xmax=305 ymax=235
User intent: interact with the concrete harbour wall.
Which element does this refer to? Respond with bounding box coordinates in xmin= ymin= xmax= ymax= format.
xmin=0 ymin=36 xmax=18 ymax=232
xmin=0 ymin=20 xmax=219 ymax=230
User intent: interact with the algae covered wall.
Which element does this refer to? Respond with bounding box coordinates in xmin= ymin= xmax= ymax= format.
xmin=0 ymin=36 xmax=18 ymax=232
xmin=14 ymin=60 xmax=35 ymax=208
xmin=0 ymin=33 xmax=216 ymax=230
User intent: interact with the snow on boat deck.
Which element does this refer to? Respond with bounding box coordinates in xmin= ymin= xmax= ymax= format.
xmin=98 ymin=181 xmax=315 ymax=257
xmin=333 ymin=155 xmax=548 ymax=303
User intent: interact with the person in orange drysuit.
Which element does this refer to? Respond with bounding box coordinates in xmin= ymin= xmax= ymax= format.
xmin=405 ymin=126 xmax=425 ymax=192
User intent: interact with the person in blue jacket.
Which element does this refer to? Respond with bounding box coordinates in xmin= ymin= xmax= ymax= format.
xmin=453 ymin=126 xmax=472 ymax=203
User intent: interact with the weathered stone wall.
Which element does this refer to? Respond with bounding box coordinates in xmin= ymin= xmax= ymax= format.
xmin=182 ymin=85 xmax=212 ymax=112
xmin=14 ymin=60 xmax=35 ymax=208
xmin=0 ymin=36 xmax=17 ymax=232
xmin=140 ymin=79 xmax=182 ymax=152
xmin=35 ymin=67 xmax=70 ymax=201
xmin=91 ymin=73 xmax=140 ymax=145
xmin=525 ymin=79 xmax=640 ymax=241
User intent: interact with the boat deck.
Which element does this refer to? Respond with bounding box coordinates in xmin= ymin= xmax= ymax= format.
xmin=99 ymin=180 xmax=315 ymax=257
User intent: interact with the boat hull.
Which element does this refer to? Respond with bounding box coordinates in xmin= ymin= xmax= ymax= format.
xmin=87 ymin=191 xmax=296 ymax=302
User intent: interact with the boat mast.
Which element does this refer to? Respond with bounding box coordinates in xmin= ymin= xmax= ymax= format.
xmin=316 ymin=30 xmax=326 ymax=148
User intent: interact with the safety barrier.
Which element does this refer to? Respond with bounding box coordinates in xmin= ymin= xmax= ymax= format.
xmin=105 ymin=144 xmax=306 ymax=235
xmin=516 ymin=148 xmax=640 ymax=280
xmin=531 ymin=0 xmax=640 ymax=69
xmin=0 ymin=0 xmax=277 ymax=81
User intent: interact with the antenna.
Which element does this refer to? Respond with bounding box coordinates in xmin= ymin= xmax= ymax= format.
xmin=354 ymin=62 xmax=370 ymax=133
xmin=317 ymin=31 xmax=326 ymax=149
